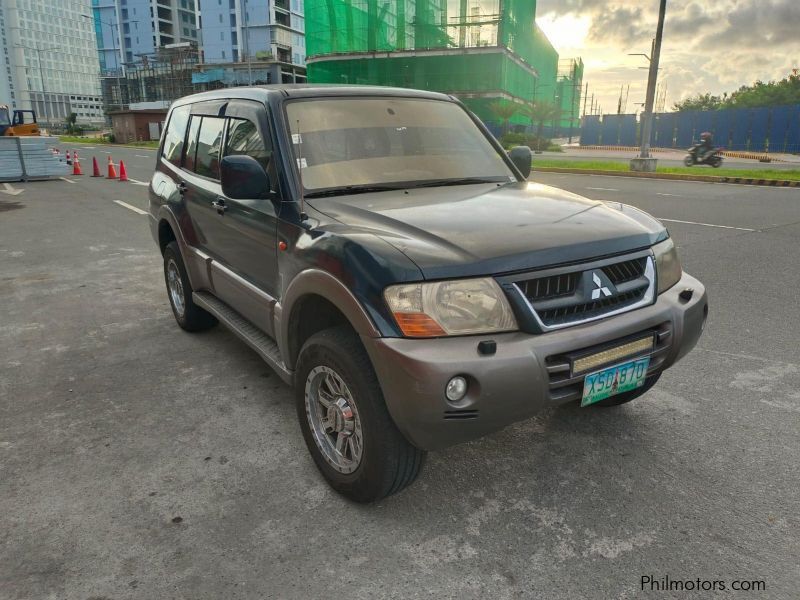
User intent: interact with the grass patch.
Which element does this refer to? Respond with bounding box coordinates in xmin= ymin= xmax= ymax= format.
xmin=58 ymin=135 xmax=159 ymax=149
xmin=532 ymin=159 xmax=800 ymax=181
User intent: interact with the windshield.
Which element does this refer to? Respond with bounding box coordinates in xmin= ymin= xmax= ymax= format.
xmin=286 ymin=97 xmax=517 ymax=194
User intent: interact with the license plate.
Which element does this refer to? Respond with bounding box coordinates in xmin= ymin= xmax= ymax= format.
xmin=581 ymin=357 xmax=650 ymax=407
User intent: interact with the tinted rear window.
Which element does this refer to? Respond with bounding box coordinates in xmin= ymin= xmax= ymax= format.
xmin=162 ymin=105 xmax=190 ymax=165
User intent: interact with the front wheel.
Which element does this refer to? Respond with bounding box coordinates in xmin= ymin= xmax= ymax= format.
xmin=683 ymin=155 xmax=694 ymax=167
xmin=711 ymin=157 xmax=723 ymax=168
xmin=295 ymin=326 xmax=425 ymax=502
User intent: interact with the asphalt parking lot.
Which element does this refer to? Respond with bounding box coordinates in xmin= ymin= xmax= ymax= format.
xmin=2 ymin=146 xmax=799 ymax=599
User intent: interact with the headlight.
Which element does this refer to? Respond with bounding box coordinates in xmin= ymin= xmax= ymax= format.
xmin=653 ymin=238 xmax=682 ymax=294
xmin=384 ymin=277 xmax=518 ymax=337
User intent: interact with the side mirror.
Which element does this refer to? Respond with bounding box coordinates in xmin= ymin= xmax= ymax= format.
xmin=220 ymin=155 xmax=271 ymax=200
xmin=508 ymin=146 xmax=532 ymax=179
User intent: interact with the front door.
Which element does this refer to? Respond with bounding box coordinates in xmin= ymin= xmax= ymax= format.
xmin=184 ymin=100 xmax=281 ymax=335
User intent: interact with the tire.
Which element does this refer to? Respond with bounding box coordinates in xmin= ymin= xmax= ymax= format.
xmin=163 ymin=241 xmax=217 ymax=332
xmin=712 ymin=157 xmax=722 ymax=168
xmin=295 ymin=326 xmax=425 ymax=502
xmin=683 ymin=155 xmax=694 ymax=167
xmin=591 ymin=373 xmax=662 ymax=407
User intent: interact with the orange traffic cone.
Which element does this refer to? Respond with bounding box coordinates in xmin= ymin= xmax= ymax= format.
xmin=118 ymin=160 xmax=129 ymax=182
xmin=72 ymin=155 xmax=83 ymax=176
xmin=65 ymin=150 xmax=72 ymax=165
xmin=90 ymin=156 xmax=102 ymax=177
xmin=106 ymin=156 xmax=118 ymax=179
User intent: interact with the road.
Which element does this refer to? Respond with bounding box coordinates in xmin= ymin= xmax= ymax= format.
xmin=2 ymin=157 xmax=799 ymax=599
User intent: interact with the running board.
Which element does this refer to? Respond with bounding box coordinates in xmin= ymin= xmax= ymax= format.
xmin=193 ymin=291 xmax=292 ymax=384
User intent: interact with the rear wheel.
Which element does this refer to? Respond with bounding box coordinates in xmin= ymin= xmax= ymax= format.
xmin=711 ymin=157 xmax=722 ymax=168
xmin=591 ymin=373 xmax=662 ymax=407
xmin=295 ymin=326 xmax=425 ymax=502
xmin=163 ymin=241 xmax=216 ymax=332
xmin=683 ymin=155 xmax=694 ymax=167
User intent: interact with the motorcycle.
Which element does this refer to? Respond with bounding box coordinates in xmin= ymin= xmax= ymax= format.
xmin=684 ymin=144 xmax=723 ymax=168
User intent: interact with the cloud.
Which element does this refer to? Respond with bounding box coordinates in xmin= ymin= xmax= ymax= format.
xmin=534 ymin=0 xmax=800 ymax=111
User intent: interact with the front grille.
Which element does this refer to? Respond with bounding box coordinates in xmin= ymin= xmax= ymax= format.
xmin=545 ymin=322 xmax=673 ymax=404
xmin=522 ymin=272 xmax=580 ymax=302
xmin=603 ymin=257 xmax=647 ymax=285
xmin=537 ymin=288 xmax=647 ymax=326
xmin=513 ymin=253 xmax=654 ymax=330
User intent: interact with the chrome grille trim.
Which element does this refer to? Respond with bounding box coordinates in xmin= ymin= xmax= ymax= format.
xmin=511 ymin=253 xmax=657 ymax=332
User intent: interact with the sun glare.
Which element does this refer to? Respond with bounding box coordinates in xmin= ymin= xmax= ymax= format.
xmin=536 ymin=13 xmax=590 ymax=52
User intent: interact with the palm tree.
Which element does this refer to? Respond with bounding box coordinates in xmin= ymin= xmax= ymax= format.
xmin=522 ymin=101 xmax=562 ymax=151
xmin=489 ymin=101 xmax=519 ymax=136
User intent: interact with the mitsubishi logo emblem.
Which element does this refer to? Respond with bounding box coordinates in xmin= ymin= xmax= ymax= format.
xmin=591 ymin=272 xmax=613 ymax=300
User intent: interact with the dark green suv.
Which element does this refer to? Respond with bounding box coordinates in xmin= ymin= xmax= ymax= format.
xmin=149 ymin=85 xmax=708 ymax=502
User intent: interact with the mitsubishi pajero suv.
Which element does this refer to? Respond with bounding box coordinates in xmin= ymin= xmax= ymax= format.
xmin=149 ymin=86 xmax=708 ymax=502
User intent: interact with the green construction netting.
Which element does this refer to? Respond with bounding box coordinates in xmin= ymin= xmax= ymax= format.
xmin=305 ymin=1 xmax=572 ymax=125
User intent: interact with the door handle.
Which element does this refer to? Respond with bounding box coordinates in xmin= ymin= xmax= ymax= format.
xmin=178 ymin=181 xmax=188 ymax=195
xmin=211 ymin=197 xmax=227 ymax=215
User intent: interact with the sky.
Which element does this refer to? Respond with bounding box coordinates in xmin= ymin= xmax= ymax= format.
xmin=535 ymin=0 xmax=800 ymax=115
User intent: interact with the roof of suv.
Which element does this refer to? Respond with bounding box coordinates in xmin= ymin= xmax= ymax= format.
xmin=171 ymin=84 xmax=453 ymax=107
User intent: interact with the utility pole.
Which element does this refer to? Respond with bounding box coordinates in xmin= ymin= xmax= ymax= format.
xmin=582 ymin=82 xmax=588 ymax=117
xmin=631 ymin=0 xmax=666 ymax=171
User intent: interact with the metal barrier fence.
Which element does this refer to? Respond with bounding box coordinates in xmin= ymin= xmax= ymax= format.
xmin=580 ymin=105 xmax=800 ymax=153
xmin=0 ymin=136 xmax=69 ymax=182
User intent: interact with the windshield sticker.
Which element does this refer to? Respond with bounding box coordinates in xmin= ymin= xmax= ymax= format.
xmin=297 ymin=158 xmax=308 ymax=169
xmin=292 ymin=133 xmax=302 ymax=144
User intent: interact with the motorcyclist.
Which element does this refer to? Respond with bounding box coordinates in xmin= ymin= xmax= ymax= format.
xmin=696 ymin=131 xmax=714 ymax=161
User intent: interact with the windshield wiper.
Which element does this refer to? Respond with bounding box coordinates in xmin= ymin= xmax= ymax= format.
xmin=304 ymin=185 xmax=404 ymax=199
xmin=404 ymin=177 xmax=510 ymax=190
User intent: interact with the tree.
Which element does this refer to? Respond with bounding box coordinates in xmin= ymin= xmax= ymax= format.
xmin=65 ymin=112 xmax=78 ymax=134
xmin=522 ymin=101 xmax=561 ymax=149
xmin=489 ymin=101 xmax=519 ymax=136
xmin=673 ymin=71 xmax=800 ymax=111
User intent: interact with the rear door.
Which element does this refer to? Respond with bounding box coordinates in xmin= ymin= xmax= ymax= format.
xmin=179 ymin=100 xmax=229 ymax=260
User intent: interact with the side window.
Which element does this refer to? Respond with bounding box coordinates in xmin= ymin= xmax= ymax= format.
xmin=224 ymin=118 xmax=271 ymax=170
xmin=194 ymin=116 xmax=226 ymax=179
xmin=162 ymin=104 xmax=191 ymax=165
xmin=183 ymin=115 xmax=201 ymax=172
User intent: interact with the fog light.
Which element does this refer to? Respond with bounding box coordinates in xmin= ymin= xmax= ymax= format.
xmin=446 ymin=376 xmax=468 ymax=402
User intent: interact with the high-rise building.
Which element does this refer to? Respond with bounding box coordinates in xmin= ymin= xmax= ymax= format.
xmin=0 ymin=0 xmax=103 ymax=124
xmin=195 ymin=0 xmax=306 ymax=84
xmin=92 ymin=0 xmax=200 ymax=73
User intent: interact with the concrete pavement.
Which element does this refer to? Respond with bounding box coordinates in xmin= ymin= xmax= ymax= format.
xmin=1 ymin=168 xmax=799 ymax=598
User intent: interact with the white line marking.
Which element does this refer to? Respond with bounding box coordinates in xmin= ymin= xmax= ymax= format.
xmin=656 ymin=192 xmax=683 ymax=197
xmin=657 ymin=218 xmax=756 ymax=232
xmin=114 ymin=200 xmax=148 ymax=215
xmin=59 ymin=177 xmax=76 ymax=184
xmin=102 ymin=151 xmax=111 ymax=154
xmin=1 ymin=183 xmax=23 ymax=196
xmin=586 ymin=186 xmax=619 ymax=191
xmin=135 ymin=154 xmax=150 ymax=158
xmin=127 ymin=177 xmax=149 ymax=186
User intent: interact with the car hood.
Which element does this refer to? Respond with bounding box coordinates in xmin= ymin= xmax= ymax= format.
xmin=307 ymin=182 xmax=667 ymax=279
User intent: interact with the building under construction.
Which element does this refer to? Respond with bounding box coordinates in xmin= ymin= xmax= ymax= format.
xmin=100 ymin=44 xmax=200 ymax=115
xmin=304 ymin=0 xmax=581 ymax=134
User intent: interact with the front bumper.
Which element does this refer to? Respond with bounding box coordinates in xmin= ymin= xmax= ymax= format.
xmin=363 ymin=272 xmax=707 ymax=451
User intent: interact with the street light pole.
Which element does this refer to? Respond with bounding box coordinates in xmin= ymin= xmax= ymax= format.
xmin=631 ymin=0 xmax=667 ymax=171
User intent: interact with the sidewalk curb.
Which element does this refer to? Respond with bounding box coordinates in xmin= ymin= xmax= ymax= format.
xmin=535 ymin=167 xmax=800 ymax=187
xmin=574 ymin=145 xmax=795 ymax=163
